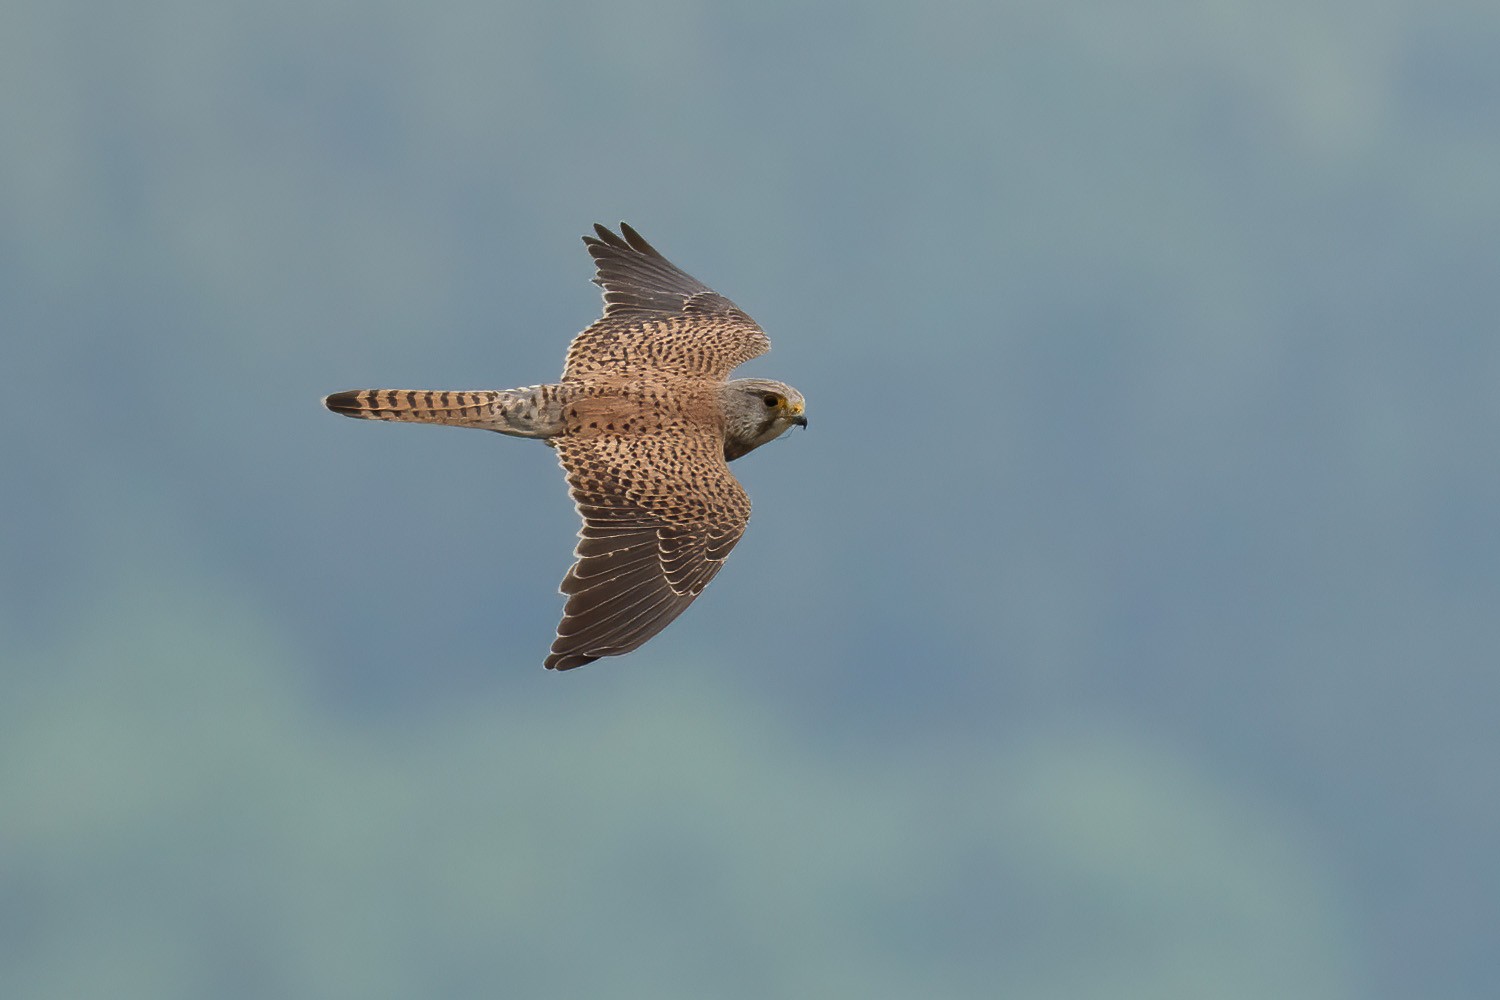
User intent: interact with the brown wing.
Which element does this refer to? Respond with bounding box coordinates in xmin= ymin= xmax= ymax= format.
xmin=545 ymin=428 xmax=751 ymax=670
xmin=562 ymin=223 xmax=771 ymax=382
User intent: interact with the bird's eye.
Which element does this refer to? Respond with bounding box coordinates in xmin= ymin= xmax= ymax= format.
xmin=763 ymin=394 xmax=781 ymax=408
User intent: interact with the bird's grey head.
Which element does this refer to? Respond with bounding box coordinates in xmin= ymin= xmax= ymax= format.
xmin=719 ymin=378 xmax=807 ymax=461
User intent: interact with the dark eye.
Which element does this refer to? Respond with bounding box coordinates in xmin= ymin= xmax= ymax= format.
xmin=763 ymin=394 xmax=780 ymax=408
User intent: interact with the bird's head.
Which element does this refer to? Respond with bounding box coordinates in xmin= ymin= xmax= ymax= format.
xmin=720 ymin=378 xmax=807 ymax=461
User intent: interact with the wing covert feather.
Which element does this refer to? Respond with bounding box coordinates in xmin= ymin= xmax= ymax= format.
xmin=544 ymin=430 xmax=751 ymax=670
xmin=563 ymin=224 xmax=771 ymax=382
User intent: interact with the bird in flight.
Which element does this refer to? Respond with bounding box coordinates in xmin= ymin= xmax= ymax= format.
xmin=324 ymin=224 xmax=806 ymax=670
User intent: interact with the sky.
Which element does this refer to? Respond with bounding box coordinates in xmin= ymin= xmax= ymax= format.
xmin=4 ymin=1 xmax=1500 ymax=997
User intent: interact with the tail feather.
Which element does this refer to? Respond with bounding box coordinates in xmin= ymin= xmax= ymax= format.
xmin=324 ymin=386 xmax=569 ymax=438
xmin=323 ymin=389 xmax=511 ymax=429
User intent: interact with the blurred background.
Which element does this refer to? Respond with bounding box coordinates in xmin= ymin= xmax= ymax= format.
xmin=4 ymin=1 xmax=1498 ymax=997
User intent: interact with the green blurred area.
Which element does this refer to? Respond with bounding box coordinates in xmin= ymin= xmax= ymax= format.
xmin=4 ymin=0 xmax=1498 ymax=997
xmin=3 ymin=575 xmax=1352 ymax=999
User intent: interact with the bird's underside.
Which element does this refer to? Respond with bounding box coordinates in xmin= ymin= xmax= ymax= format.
xmin=323 ymin=223 xmax=805 ymax=670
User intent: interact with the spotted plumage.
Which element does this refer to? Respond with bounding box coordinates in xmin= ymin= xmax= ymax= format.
xmin=324 ymin=223 xmax=806 ymax=670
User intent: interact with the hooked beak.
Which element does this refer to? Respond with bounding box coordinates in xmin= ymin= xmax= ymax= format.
xmin=787 ymin=400 xmax=807 ymax=429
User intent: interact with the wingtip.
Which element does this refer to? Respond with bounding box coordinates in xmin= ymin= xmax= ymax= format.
xmin=619 ymin=222 xmax=657 ymax=255
xmin=544 ymin=651 xmax=599 ymax=671
xmin=586 ymin=222 xmax=633 ymax=249
xmin=583 ymin=222 xmax=655 ymax=257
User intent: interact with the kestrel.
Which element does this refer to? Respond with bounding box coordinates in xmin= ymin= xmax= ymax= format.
xmin=324 ymin=223 xmax=806 ymax=670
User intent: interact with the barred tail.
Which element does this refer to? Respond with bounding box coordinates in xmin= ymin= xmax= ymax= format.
xmin=322 ymin=388 xmax=515 ymax=427
xmin=324 ymin=384 xmax=570 ymax=438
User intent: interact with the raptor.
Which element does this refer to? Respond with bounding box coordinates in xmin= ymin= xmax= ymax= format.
xmin=324 ymin=224 xmax=806 ymax=670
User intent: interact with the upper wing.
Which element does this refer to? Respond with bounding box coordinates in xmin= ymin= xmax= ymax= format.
xmin=562 ymin=223 xmax=771 ymax=382
xmin=544 ymin=428 xmax=751 ymax=670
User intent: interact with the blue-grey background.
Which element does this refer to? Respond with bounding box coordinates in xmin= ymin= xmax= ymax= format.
xmin=4 ymin=1 xmax=1498 ymax=997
